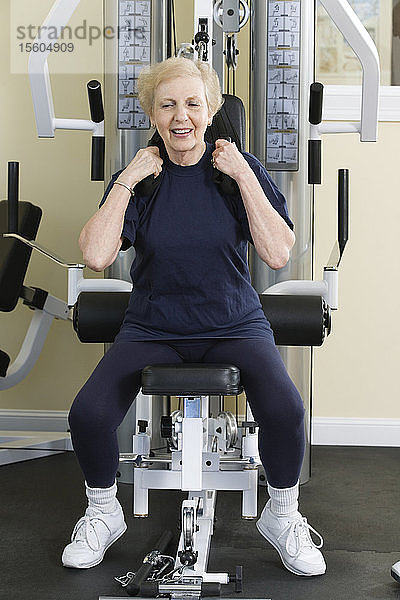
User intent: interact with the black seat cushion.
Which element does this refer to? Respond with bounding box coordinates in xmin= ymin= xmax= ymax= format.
xmin=0 ymin=200 xmax=42 ymax=312
xmin=141 ymin=363 xmax=243 ymax=396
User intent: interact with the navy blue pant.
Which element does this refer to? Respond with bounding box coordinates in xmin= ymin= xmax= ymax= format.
xmin=69 ymin=338 xmax=305 ymax=489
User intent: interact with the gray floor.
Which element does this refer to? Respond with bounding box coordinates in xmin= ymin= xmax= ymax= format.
xmin=1 ymin=446 xmax=400 ymax=600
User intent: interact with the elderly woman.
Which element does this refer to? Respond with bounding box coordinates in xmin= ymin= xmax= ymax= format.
xmin=62 ymin=57 xmax=325 ymax=577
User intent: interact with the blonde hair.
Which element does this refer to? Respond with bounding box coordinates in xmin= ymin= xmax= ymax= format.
xmin=137 ymin=57 xmax=223 ymax=119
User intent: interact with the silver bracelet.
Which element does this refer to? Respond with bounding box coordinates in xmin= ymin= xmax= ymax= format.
xmin=114 ymin=180 xmax=135 ymax=196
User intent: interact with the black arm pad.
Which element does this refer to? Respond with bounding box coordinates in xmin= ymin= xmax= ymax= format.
xmin=259 ymin=294 xmax=330 ymax=346
xmin=73 ymin=291 xmax=130 ymax=342
xmin=73 ymin=291 xmax=330 ymax=346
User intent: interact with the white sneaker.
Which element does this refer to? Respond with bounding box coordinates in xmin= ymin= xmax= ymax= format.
xmin=256 ymin=500 xmax=326 ymax=576
xmin=62 ymin=500 xmax=127 ymax=569
xmin=392 ymin=560 xmax=400 ymax=583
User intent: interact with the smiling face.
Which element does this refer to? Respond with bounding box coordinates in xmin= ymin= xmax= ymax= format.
xmin=151 ymin=76 xmax=211 ymax=165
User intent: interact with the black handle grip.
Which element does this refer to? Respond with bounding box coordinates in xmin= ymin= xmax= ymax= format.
xmin=201 ymin=582 xmax=221 ymax=596
xmin=338 ymin=169 xmax=349 ymax=260
xmin=125 ymin=530 xmax=173 ymax=597
xmin=87 ymin=80 xmax=104 ymax=123
xmin=91 ymin=136 xmax=105 ymax=181
xmin=309 ymin=82 xmax=324 ymax=125
xmin=126 ymin=561 xmax=154 ymax=596
xmin=308 ymin=139 xmax=321 ymax=185
xmin=7 ymin=161 xmax=19 ymax=233
xmin=87 ymin=80 xmax=105 ymax=181
xmin=136 ymin=581 xmax=159 ymax=597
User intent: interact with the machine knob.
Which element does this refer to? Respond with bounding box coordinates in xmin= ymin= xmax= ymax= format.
xmin=178 ymin=549 xmax=198 ymax=566
xmin=240 ymin=421 xmax=258 ymax=434
xmin=160 ymin=416 xmax=173 ymax=438
xmin=194 ymin=30 xmax=210 ymax=44
xmin=137 ymin=420 xmax=148 ymax=433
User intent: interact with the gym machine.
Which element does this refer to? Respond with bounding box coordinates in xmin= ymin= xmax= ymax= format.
xmin=1 ymin=0 xmax=380 ymax=597
xmin=0 ymin=158 xmax=327 ymax=599
xmin=104 ymin=0 xmax=379 ymax=486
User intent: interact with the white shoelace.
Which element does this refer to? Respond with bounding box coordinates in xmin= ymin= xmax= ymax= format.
xmin=71 ymin=511 xmax=111 ymax=552
xmin=277 ymin=516 xmax=324 ymax=559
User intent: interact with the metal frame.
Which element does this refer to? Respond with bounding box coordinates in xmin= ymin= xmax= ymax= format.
xmin=28 ymin=0 xmax=103 ymax=139
xmin=119 ymin=391 xmax=259 ymax=597
xmin=319 ymin=0 xmax=380 ymax=141
xmin=0 ymin=292 xmax=69 ymax=391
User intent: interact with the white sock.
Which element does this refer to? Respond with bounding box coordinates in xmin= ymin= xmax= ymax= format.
xmin=85 ymin=481 xmax=118 ymax=513
xmin=267 ymin=481 xmax=299 ymax=516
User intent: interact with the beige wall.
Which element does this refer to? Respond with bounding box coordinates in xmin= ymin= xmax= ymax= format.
xmin=314 ymin=123 xmax=400 ymax=418
xmin=1 ymin=1 xmax=399 ymax=419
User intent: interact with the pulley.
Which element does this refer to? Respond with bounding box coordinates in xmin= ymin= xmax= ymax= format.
xmin=183 ymin=506 xmax=195 ymax=550
xmin=167 ymin=409 xmax=183 ymax=450
xmin=218 ymin=411 xmax=238 ymax=449
xmin=178 ymin=506 xmax=198 ymax=566
xmin=213 ymin=0 xmax=250 ymax=33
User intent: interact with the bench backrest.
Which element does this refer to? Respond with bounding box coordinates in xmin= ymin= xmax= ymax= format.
xmin=0 ymin=200 xmax=42 ymax=312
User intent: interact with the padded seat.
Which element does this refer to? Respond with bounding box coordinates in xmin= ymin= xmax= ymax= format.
xmin=141 ymin=363 xmax=243 ymax=396
xmin=0 ymin=200 xmax=42 ymax=312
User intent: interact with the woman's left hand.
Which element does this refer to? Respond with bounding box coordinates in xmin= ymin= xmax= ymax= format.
xmin=211 ymin=139 xmax=250 ymax=181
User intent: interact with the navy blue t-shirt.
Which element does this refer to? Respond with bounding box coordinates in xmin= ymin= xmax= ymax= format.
xmin=100 ymin=143 xmax=293 ymax=342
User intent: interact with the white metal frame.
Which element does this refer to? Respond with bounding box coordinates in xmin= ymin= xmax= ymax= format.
xmin=318 ymin=0 xmax=380 ymax=141
xmin=0 ymin=294 xmax=69 ymax=391
xmin=27 ymin=0 xmax=381 ymax=137
xmin=131 ymin=392 xmax=259 ymax=588
xmin=324 ymin=86 xmax=400 ymax=122
xmin=28 ymin=0 xmax=103 ymax=139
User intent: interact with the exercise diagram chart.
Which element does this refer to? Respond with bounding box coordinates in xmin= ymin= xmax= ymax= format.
xmin=118 ymin=0 xmax=151 ymax=130
xmin=266 ymin=0 xmax=301 ymax=171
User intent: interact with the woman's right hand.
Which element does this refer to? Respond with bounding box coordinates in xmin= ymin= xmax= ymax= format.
xmin=119 ymin=146 xmax=163 ymax=188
